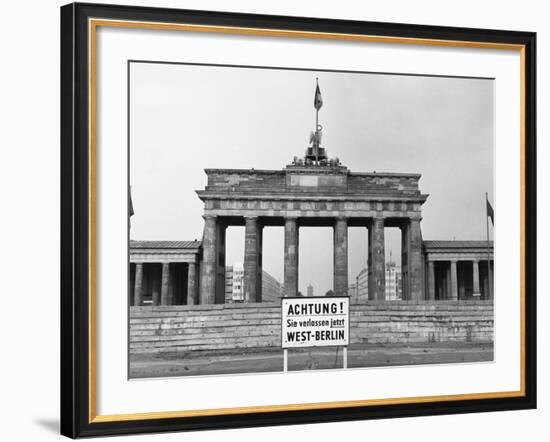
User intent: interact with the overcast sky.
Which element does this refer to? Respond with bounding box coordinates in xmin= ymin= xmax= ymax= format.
xmin=129 ymin=62 xmax=494 ymax=295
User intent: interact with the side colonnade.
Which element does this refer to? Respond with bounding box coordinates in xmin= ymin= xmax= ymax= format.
xmin=129 ymin=240 xmax=200 ymax=307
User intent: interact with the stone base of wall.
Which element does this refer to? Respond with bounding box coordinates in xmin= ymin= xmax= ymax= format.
xmin=350 ymin=301 xmax=493 ymax=344
xmin=130 ymin=301 xmax=493 ymax=354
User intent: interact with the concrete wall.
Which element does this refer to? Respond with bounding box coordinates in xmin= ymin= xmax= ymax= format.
xmin=129 ymin=301 xmax=493 ymax=354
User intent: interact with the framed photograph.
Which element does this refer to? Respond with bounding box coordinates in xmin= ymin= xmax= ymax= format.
xmin=60 ymin=2 xmax=536 ymax=438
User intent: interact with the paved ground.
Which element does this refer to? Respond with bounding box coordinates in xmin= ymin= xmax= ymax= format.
xmin=129 ymin=341 xmax=493 ymax=378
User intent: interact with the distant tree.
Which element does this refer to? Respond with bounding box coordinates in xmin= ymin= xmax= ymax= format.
xmin=325 ymin=289 xmax=335 ymax=297
xmin=297 ymin=291 xmax=304 ymax=297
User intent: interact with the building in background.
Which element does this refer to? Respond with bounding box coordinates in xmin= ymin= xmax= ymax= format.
xmin=306 ymin=284 xmax=314 ymax=297
xmin=351 ymin=260 xmax=401 ymax=301
xmin=355 ymin=267 xmax=369 ymax=301
xmin=225 ymin=265 xmax=235 ymax=303
xmin=225 ymin=262 xmax=282 ymax=303
xmin=225 ymin=263 xmax=245 ymax=303
xmin=262 ymin=270 xmax=284 ymax=302
xmin=386 ymin=260 xmax=402 ymax=300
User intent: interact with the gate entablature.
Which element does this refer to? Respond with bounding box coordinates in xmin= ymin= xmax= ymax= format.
xmin=196 ymin=165 xmax=428 ymax=220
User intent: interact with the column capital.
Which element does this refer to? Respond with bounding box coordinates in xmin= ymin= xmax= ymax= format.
xmin=244 ymin=215 xmax=259 ymax=227
xmin=202 ymin=214 xmax=217 ymax=221
xmin=284 ymin=217 xmax=298 ymax=227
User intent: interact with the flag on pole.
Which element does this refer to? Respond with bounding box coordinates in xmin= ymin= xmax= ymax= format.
xmin=129 ymin=186 xmax=134 ymax=217
xmin=314 ymin=82 xmax=323 ymax=110
xmin=486 ymin=196 xmax=494 ymax=224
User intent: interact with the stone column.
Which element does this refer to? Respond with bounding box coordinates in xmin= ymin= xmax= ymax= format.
xmin=243 ymin=216 xmax=259 ymax=302
xmin=472 ymin=260 xmax=481 ymax=297
xmin=427 ymin=260 xmax=435 ymax=300
xmin=400 ymin=223 xmax=410 ymax=300
xmin=445 ymin=264 xmax=452 ymax=300
xmin=256 ymin=226 xmax=263 ymax=302
xmin=187 ymin=262 xmax=197 ymax=305
xmin=368 ymin=217 xmax=385 ymax=300
xmin=151 ymin=266 xmax=161 ymax=306
xmin=409 ymin=218 xmax=424 ymax=300
xmin=214 ymin=221 xmax=227 ymax=304
xmin=129 ymin=264 xmax=136 ymax=306
xmin=450 ymin=260 xmax=458 ymax=300
xmin=488 ymin=261 xmax=494 ymax=300
xmin=284 ymin=218 xmax=299 ymax=297
xmin=160 ymin=262 xmax=170 ymax=305
xmin=134 ymin=263 xmax=144 ymax=306
xmin=333 ymin=217 xmax=348 ymax=296
xmin=200 ymin=215 xmax=217 ymax=304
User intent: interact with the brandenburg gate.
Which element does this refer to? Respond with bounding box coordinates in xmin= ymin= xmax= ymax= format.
xmin=196 ymin=159 xmax=428 ymax=304
xmin=129 ymin=81 xmax=493 ymax=309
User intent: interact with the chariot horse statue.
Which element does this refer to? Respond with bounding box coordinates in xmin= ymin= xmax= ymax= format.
xmin=309 ymin=126 xmax=322 ymax=148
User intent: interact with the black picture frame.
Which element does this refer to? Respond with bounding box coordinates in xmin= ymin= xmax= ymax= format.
xmin=60 ymin=2 xmax=537 ymax=438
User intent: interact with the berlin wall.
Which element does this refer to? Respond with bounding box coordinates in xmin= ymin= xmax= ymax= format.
xmin=129 ymin=300 xmax=493 ymax=355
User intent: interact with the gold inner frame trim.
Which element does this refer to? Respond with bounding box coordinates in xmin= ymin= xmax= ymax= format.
xmin=88 ymin=17 xmax=527 ymax=424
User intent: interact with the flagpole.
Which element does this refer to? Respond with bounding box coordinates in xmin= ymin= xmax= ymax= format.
xmin=315 ymin=78 xmax=319 ymax=131
xmin=486 ymin=192 xmax=492 ymax=300
xmin=315 ymin=78 xmax=319 ymax=164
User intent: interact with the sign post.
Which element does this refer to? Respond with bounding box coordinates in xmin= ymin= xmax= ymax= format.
xmin=281 ymin=296 xmax=350 ymax=371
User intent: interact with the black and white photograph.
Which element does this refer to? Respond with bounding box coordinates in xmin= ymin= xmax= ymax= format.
xmin=0 ymin=0 xmax=543 ymax=439
xmin=128 ymin=62 xmax=495 ymax=379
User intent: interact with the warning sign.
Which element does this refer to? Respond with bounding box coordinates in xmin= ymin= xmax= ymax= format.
xmin=281 ymin=297 xmax=349 ymax=348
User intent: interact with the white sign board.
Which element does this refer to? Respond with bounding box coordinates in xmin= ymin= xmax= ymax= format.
xmin=281 ymin=297 xmax=349 ymax=348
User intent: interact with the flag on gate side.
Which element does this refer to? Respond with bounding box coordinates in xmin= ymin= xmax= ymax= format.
xmin=486 ymin=196 xmax=494 ymax=224
xmin=129 ymin=186 xmax=134 ymax=217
